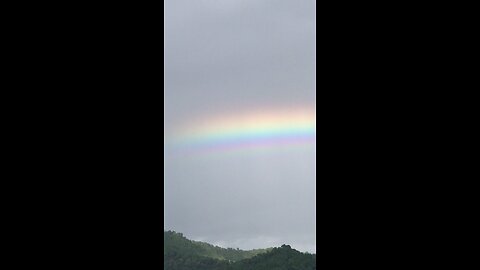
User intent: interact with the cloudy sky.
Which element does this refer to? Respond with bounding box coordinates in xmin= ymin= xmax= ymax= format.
xmin=164 ymin=0 xmax=316 ymax=253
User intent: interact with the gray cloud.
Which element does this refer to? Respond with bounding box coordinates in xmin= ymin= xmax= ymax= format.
xmin=164 ymin=0 xmax=316 ymax=253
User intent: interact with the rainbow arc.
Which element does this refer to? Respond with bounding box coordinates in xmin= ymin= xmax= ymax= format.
xmin=166 ymin=107 xmax=316 ymax=154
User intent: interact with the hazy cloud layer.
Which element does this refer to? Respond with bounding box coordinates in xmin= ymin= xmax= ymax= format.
xmin=164 ymin=0 xmax=316 ymax=253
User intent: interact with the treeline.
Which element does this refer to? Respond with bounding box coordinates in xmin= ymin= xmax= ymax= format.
xmin=164 ymin=230 xmax=270 ymax=261
xmin=231 ymin=245 xmax=316 ymax=270
xmin=164 ymin=231 xmax=316 ymax=270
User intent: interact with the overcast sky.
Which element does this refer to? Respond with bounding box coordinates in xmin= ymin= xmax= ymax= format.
xmin=164 ymin=0 xmax=316 ymax=253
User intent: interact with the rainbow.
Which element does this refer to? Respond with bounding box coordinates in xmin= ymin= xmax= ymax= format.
xmin=166 ymin=107 xmax=316 ymax=154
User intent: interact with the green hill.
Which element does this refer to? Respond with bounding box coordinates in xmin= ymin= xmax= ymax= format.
xmin=231 ymin=245 xmax=316 ymax=270
xmin=164 ymin=231 xmax=316 ymax=270
xmin=164 ymin=231 xmax=270 ymax=261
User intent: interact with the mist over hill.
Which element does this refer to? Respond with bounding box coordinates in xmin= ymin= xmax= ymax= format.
xmin=164 ymin=231 xmax=316 ymax=270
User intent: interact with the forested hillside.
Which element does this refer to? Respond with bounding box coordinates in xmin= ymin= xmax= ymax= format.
xmin=164 ymin=231 xmax=316 ymax=270
xmin=231 ymin=245 xmax=316 ymax=270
